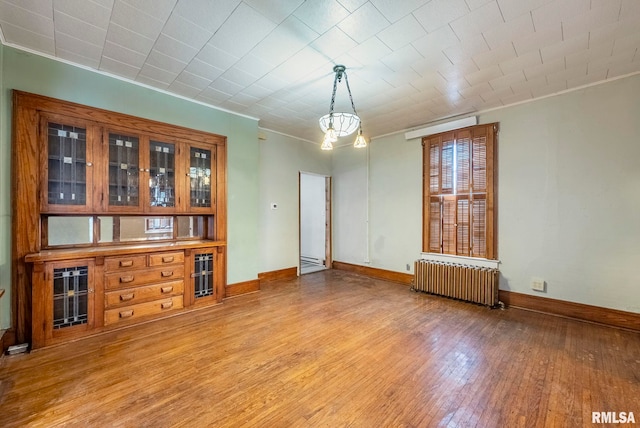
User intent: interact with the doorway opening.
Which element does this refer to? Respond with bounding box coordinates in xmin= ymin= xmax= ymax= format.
xmin=299 ymin=172 xmax=331 ymax=275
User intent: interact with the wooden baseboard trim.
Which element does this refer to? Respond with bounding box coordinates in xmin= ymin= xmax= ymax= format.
xmin=332 ymin=261 xmax=413 ymax=285
xmin=1 ymin=328 xmax=17 ymax=354
xmin=258 ymin=267 xmax=297 ymax=283
xmin=499 ymin=290 xmax=640 ymax=332
xmin=225 ymin=279 xmax=260 ymax=298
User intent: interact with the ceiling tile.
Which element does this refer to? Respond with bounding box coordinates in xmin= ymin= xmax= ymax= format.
xmin=138 ymin=62 xmax=179 ymax=85
xmin=443 ymin=37 xmax=490 ymax=64
xmin=55 ymin=31 xmax=102 ymax=61
xmin=336 ymin=0 xmax=368 ymax=13
xmin=110 ymin=1 xmax=164 ymax=40
xmin=153 ymin=33 xmax=199 ymax=64
xmin=450 ymin=1 xmax=503 ymax=41
xmin=496 ymin=0 xmax=552 ymax=21
xmin=99 ymin=55 xmax=140 ymax=79
xmin=546 ymin=64 xmax=587 ymax=84
xmin=564 ymin=40 xmax=613 ymax=68
xmin=174 ymin=69 xmax=212 ymax=90
xmin=173 ymin=0 xmax=240 ymax=33
xmin=0 ymin=20 xmax=55 ymax=53
xmin=311 ymin=26 xmax=356 ymax=60
xmin=499 ymin=50 xmax=542 ymax=75
xmin=338 ymin=2 xmax=389 ymax=44
xmin=489 ymin=70 xmax=526 ymax=89
xmin=531 ymin=0 xmax=590 ymax=30
xmin=0 ymin=1 xmax=54 ymax=37
xmin=482 ymin=12 xmax=535 ymax=50
xmin=146 ymin=49 xmax=187 ymax=75
xmin=530 ymin=80 xmax=567 ymax=97
xmin=512 ymin=23 xmax=562 ymax=56
xmin=465 ymin=0 xmax=494 ymax=10
xmin=122 ymin=0 xmax=176 ymax=21
xmin=243 ymin=0 xmax=304 ymax=23
xmin=377 ymin=14 xmax=426 ymax=51
xmin=251 ymin=15 xmax=319 ymax=67
xmin=2 ymin=0 xmax=53 ymax=19
xmin=294 ymin=0 xmax=350 ymax=34
xmin=473 ymin=42 xmax=517 ymax=69
xmin=464 ymin=64 xmax=502 ymax=86
xmin=413 ymin=0 xmax=469 ymax=33
xmin=167 ymin=80 xmax=203 ymax=99
xmin=346 ymin=36 xmax=392 ymax=65
xmin=102 ymin=40 xmax=147 ymax=68
xmin=208 ymin=2 xmax=277 ymax=58
xmin=54 ymin=0 xmax=111 ymax=29
xmin=369 ymin=0 xmax=428 ymax=23
xmin=220 ymin=67 xmax=259 ymax=88
xmin=562 ymin=2 xmax=622 ymax=40
xmin=233 ymin=54 xmax=274 ymax=80
xmin=105 ymin=22 xmax=155 ymax=55
xmin=540 ymin=34 xmax=588 ymax=63
xmin=53 ymin=11 xmax=108 ymax=47
xmin=523 ymin=57 xmax=565 ymax=80
xmin=194 ymin=43 xmax=239 ymax=70
xmin=136 ymin=73 xmax=171 ymax=89
xmin=566 ymin=69 xmax=608 ymax=89
xmin=183 ymin=58 xmax=224 ymax=81
xmin=161 ymin=14 xmax=213 ymax=49
xmin=380 ymin=45 xmax=424 ymax=72
xmin=57 ymin=47 xmax=101 ymax=68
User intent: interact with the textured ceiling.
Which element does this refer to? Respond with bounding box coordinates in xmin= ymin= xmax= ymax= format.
xmin=1 ymin=0 xmax=639 ymax=143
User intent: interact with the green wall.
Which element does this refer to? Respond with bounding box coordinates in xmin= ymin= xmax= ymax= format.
xmin=0 ymin=45 xmax=260 ymax=329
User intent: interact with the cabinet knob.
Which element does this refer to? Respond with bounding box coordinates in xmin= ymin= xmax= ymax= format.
xmin=161 ymin=271 xmax=174 ymax=278
xmin=161 ymin=286 xmax=174 ymax=294
xmin=120 ymin=275 xmax=134 ymax=283
xmin=120 ymin=293 xmax=135 ymax=301
xmin=87 ymin=162 xmax=93 ymax=167
xmin=161 ymin=301 xmax=173 ymax=309
xmin=119 ymin=310 xmax=134 ymax=318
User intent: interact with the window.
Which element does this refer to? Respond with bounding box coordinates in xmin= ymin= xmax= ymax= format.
xmin=422 ymin=123 xmax=497 ymax=259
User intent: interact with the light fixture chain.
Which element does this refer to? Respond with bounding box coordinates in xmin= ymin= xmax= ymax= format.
xmin=328 ymin=71 xmax=340 ymax=124
xmin=343 ymin=71 xmax=359 ymax=117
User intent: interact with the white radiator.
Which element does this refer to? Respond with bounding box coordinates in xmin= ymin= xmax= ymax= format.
xmin=413 ymin=258 xmax=499 ymax=307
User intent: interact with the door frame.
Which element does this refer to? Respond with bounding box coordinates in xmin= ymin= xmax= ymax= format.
xmin=298 ymin=172 xmax=332 ymax=274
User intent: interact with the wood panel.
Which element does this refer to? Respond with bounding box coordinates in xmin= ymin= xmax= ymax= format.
xmin=0 ymin=271 xmax=638 ymax=427
xmin=499 ymin=290 xmax=640 ymax=332
xmin=258 ymin=267 xmax=297 ymax=282
xmin=332 ymin=261 xmax=413 ymax=285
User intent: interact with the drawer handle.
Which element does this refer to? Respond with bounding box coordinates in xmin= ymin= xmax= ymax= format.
xmin=161 ymin=286 xmax=174 ymax=294
xmin=161 ymin=271 xmax=174 ymax=278
xmin=119 ymin=260 xmax=134 ymax=267
xmin=162 ymin=256 xmax=174 ymax=263
xmin=119 ymin=310 xmax=134 ymax=318
xmin=161 ymin=301 xmax=173 ymax=309
xmin=120 ymin=293 xmax=135 ymax=302
xmin=120 ymin=275 xmax=134 ymax=283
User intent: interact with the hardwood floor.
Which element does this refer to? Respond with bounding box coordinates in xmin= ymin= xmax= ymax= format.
xmin=1 ymin=270 xmax=639 ymax=427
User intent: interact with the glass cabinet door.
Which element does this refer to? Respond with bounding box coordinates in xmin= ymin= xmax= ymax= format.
xmin=43 ymin=120 xmax=93 ymax=212
xmin=188 ymin=145 xmax=216 ymax=211
xmin=107 ymin=132 xmax=140 ymax=210
xmin=148 ymin=140 xmax=176 ymax=209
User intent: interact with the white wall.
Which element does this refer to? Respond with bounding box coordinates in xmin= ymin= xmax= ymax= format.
xmin=331 ymin=73 xmax=640 ymax=314
xmin=300 ymin=173 xmax=326 ymax=261
xmin=258 ymin=130 xmax=331 ymax=274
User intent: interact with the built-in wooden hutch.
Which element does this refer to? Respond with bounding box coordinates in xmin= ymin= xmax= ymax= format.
xmin=12 ymin=91 xmax=227 ymax=349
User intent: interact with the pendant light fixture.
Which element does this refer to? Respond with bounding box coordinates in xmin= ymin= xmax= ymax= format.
xmin=319 ymin=65 xmax=367 ymax=150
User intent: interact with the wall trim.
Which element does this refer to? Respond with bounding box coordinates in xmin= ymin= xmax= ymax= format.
xmin=225 ymin=279 xmax=260 ymax=298
xmin=258 ymin=267 xmax=298 ymax=283
xmin=499 ymin=290 xmax=640 ymax=332
xmin=332 ymin=261 xmax=413 ymax=285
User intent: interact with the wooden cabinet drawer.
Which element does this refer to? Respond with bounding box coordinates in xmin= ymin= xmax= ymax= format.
xmin=105 ymin=265 xmax=185 ymax=290
xmin=149 ymin=251 xmax=184 ymax=266
xmin=104 ymin=296 xmax=183 ymax=326
xmin=104 ymin=280 xmax=183 ymax=308
xmin=105 ymin=255 xmax=147 ymax=271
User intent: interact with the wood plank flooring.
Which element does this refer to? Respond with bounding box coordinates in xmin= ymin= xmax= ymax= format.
xmin=1 ymin=270 xmax=639 ymax=427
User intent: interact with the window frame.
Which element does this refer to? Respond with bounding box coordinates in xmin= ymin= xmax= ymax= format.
xmin=422 ymin=123 xmax=498 ymax=260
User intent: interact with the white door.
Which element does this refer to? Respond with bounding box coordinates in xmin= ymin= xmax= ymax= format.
xmin=299 ymin=173 xmax=331 ymax=274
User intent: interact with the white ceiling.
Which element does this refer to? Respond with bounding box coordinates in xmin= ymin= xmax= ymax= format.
xmin=1 ymin=0 xmax=639 ymax=143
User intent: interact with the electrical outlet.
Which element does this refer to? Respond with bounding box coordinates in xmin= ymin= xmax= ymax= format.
xmin=406 ymin=263 xmax=411 ymax=271
xmin=531 ymin=277 xmax=545 ymax=292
